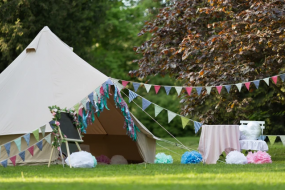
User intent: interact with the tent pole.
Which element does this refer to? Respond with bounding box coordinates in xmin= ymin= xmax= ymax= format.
xmin=48 ymin=146 xmax=54 ymax=167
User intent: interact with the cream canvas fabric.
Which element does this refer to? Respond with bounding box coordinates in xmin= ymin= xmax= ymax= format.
xmin=0 ymin=26 xmax=156 ymax=165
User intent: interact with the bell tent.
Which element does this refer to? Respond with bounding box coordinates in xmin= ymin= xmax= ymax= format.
xmin=0 ymin=26 xmax=156 ymax=165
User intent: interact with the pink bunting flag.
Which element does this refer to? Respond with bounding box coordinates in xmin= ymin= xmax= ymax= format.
xmin=272 ymin=76 xmax=278 ymax=84
xmin=154 ymin=85 xmax=161 ymax=94
xmin=121 ymin=81 xmax=129 ymax=88
xmin=78 ymin=108 xmax=83 ymax=117
xmin=185 ymin=87 xmax=192 ymax=96
xmin=10 ymin=155 xmax=17 ymax=166
xmin=216 ymin=86 xmax=223 ymax=94
xmin=28 ymin=146 xmax=34 ymax=156
xmin=245 ymin=82 xmax=251 ymax=90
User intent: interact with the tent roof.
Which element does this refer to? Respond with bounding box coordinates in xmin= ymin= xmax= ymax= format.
xmin=0 ymin=26 xmax=108 ymax=135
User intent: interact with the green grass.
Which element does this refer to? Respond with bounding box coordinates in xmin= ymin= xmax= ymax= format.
xmin=1 ymin=137 xmax=285 ymax=190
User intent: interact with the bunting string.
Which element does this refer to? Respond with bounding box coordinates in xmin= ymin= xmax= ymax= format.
xmin=124 ymin=88 xmax=202 ymax=133
xmin=112 ymin=73 xmax=285 ymax=95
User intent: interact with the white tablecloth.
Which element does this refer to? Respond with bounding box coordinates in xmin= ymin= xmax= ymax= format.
xmin=239 ymin=140 xmax=268 ymax=151
xmin=198 ymin=125 xmax=240 ymax=164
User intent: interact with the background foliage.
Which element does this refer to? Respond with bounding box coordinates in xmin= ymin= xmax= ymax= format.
xmin=1 ymin=0 xmax=285 ymax=137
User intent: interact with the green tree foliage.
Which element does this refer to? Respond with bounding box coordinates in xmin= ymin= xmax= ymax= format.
xmin=0 ymin=0 xmax=110 ymax=72
xmin=133 ymin=0 xmax=285 ymax=135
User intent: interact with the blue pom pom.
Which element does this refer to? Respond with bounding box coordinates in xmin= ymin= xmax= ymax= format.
xmin=155 ymin=153 xmax=173 ymax=164
xmin=181 ymin=151 xmax=202 ymax=164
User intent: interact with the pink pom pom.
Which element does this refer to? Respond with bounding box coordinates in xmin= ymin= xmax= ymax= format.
xmin=246 ymin=152 xmax=255 ymax=164
xmin=96 ymin=155 xmax=110 ymax=164
xmin=254 ymin=151 xmax=272 ymax=164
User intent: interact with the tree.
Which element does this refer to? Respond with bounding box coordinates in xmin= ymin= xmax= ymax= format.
xmin=132 ymin=0 xmax=285 ymax=134
xmin=0 ymin=0 xmax=111 ymax=72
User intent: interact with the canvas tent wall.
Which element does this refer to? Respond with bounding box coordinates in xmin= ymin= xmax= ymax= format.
xmin=0 ymin=26 xmax=156 ymax=165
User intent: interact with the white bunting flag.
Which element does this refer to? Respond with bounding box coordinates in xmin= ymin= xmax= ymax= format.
xmin=206 ymin=87 xmax=212 ymax=95
xmin=235 ymin=83 xmax=242 ymax=92
xmin=175 ymin=87 xmax=182 ymax=96
xmin=263 ymin=78 xmax=269 ymax=86
xmin=144 ymin=84 xmax=152 ymax=93
xmin=167 ymin=110 xmax=177 ymax=123
xmin=154 ymin=105 xmax=164 ymax=117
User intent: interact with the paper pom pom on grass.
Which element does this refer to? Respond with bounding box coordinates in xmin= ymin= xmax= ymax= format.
xmin=181 ymin=151 xmax=202 ymax=164
xmin=155 ymin=153 xmax=173 ymax=164
xmin=110 ymin=155 xmax=128 ymax=165
xmin=96 ymin=155 xmax=110 ymax=164
xmin=226 ymin=151 xmax=247 ymax=164
xmin=247 ymin=151 xmax=272 ymax=164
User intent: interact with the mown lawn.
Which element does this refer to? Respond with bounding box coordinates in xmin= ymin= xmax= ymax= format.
xmin=1 ymin=137 xmax=285 ymax=190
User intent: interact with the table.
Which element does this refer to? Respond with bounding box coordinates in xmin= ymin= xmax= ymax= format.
xmin=198 ymin=125 xmax=240 ymax=164
xmin=240 ymin=140 xmax=268 ymax=151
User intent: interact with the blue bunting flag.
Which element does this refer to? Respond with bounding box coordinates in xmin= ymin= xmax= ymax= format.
xmin=129 ymin=90 xmax=138 ymax=103
xmin=142 ymin=98 xmax=152 ymax=110
xmin=132 ymin=82 xmax=140 ymax=92
xmin=194 ymin=121 xmax=202 ymax=134
xmin=164 ymin=86 xmax=172 ymax=95
xmin=23 ymin=133 xmax=30 ymax=146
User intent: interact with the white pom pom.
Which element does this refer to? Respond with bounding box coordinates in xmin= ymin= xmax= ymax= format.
xmin=110 ymin=155 xmax=128 ymax=165
xmin=65 ymin=151 xmax=96 ymax=168
xmin=226 ymin=151 xmax=248 ymax=164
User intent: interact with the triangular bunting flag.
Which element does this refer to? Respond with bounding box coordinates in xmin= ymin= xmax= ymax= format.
xmin=115 ymin=82 xmax=124 ymax=91
xmin=185 ymin=87 xmax=192 ymax=96
xmin=154 ymin=105 xmax=164 ymax=117
xmin=154 ymin=85 xmax=161 ymax=94
xmin=132 ymin=82 xmax=140 ymax=92
xmin=27 ymin=146 xmax=34 ymax=156
xmin=268 ymin=136 xmax=277 ymax=145
xmin=164 ymin=86 xmax=172 ymax=95
xmin=206 ymin=87 xmax=212 ymax=95
xmin=44 ymin=134 xmax=52 ymax=145
xmin=105 ymin=78 xmax=114 ymax=85
xmin=23 ymin=133 xmax=30 ymax=146
xmin=121 ymin=80 xmax=129 ymax=88
xmin=253 ymin=80 xmax=260 ymax=89
xmin=129 ymin=90 xmax=138 ymax=103
xmin=224 ymin=85 xmax=231 ymax=93
xmin=78 ymin=108 xmax=83 ymax=117
xmin=40 ymin=125 xmax=46 ymax=137
xmin=95 ymin=87 xmax=101 ymax=98
xmin=258 ymin=135 xmax=266 ymax=141
xmin=280 ymin=74 xmax=285 ymax=82
xmin=1 ymin=159 xmax=7 ymax=168
xmin=263 ymin=78 xmax=269 ymax=86
xmin=216 ymin=86 xmax=223 ymax=94
xmin=181 ymin=116 xmax=189 ymax=129
xmin=4 ymin=142 xmax=11 ymax=157
xmin=235 ymin=83 xmax=242 ymax=92
xmin=142 ymin=98 xmax=152 ymax=110
xmin=14 ymin=137 xmax=22 ymax=152
xmin=144 ymin=84 xmax=152 ymax=93
xmin=167 ymin=111 xmax=177 ymax=123
xmin=194 ymin=121 xmax=202 ymax=134
xmin=10 ymin=155 xmax=17 ymax=166
xmin=19 ymin=151 xmax=26 ymax=161
xmin=195 ymin=87 xmax=203 ymax=95
xmin=280 ymin=136 xmax=285 ymax=146
xmin=111 ymin=79 xmax=119 ymax=84
xmin=93 ymin=91 xmax=98 ymax=103
xmin=88 ymin=92 xmax=94 ymax=106
xmin=33 ymin=129 xmax=39 ymax=141
xmin=81 ymin=97 xmax=88 ymax=110
xmin=175 ymin=87 xmax=182 ymax=96
xmin=74 ymin=103 xmax=80 ymax=114
xmin=36 ymin=141 xmax=43 ymax=151
xmin=272 ymin=76 xmax=278 ymax=84
xmin=245 ymin=82 xmax=251 ymax=91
